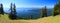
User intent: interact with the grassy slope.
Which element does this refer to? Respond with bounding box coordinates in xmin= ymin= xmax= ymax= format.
xmin=0 ymin=14 xmax=28 ymax=23
xmin=0 ymin=14 xmax=60 ymax=23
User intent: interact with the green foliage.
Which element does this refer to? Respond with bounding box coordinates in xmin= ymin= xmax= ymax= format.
xmin=54 ymin=0 xmax=60 ymax=16
xmin=9 ymin=3 xmax=17 ymax=20
xmin=0 ymin=3 xmax=4 ymax=15
xmin=42 ymin=6 xmax=47 ymax=17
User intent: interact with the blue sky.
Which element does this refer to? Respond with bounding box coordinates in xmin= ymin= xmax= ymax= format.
xmin=0 ymin=0 xmax=58 ymax=8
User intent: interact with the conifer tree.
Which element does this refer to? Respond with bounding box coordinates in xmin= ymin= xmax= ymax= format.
xmin=54 ymin=0 xmax=60 ymax=16
xmin=9 ymin=3 xmax=13 ymax=19
xmin=13 ymin=3 xmax=17 ymax=19
xmin=0 ymin=4 xmax=1 ymax=14
xmin=9 ymin=3 xmax=17 ymax=20
xmin=0 ymin=3 xmax=4 ymax=15
xmin=1 ymin=3 xmax=4 ymax=15
xmin=42 ymin=6 xmax=47 ymax=17
xmin=13 ymin=3 xmax=16 ymax=16
xmin=30 ymin=15 xmax=33 ymax=19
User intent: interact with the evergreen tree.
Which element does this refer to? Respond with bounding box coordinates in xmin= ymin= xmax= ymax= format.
xmin=1 ymin=3 xmax=4 ymax=15
xmin=10 ymin=3 xmax=13 ymax=15
xmin=0 ymin=3 xmax=4 ymax=15
xmin=13 ymin=3 xmax=17 ymax=19
xmin=9 ymin=3 xmax=17 ymax=20
xmin=0 ymin=4 xmax=1 ymax=14
xmin=42 ymin=6 xmax=47 ymax=17
xmin=9 ymin=3 xmax=13 ymax=19
xmin=54 ymin=0 xmax=60 ymax=16
xmin=30 ymin=15 xmax=33 ymax=19
xmin=13 ymin=3 xmax=16 ymax=16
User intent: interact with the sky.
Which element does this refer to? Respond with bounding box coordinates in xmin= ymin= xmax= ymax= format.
xmin=0 ymin=0 xmax=58 ymax=8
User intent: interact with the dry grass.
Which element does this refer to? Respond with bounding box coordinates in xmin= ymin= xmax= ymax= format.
xmin=0 ymin=14 xmax=60 ymax=23
xmin=0 ymin=14 xmax=28 ymax=23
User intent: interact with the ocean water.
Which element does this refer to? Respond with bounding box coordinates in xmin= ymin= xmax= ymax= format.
xmin=4 ymin=8 xmax=52 ymax=19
